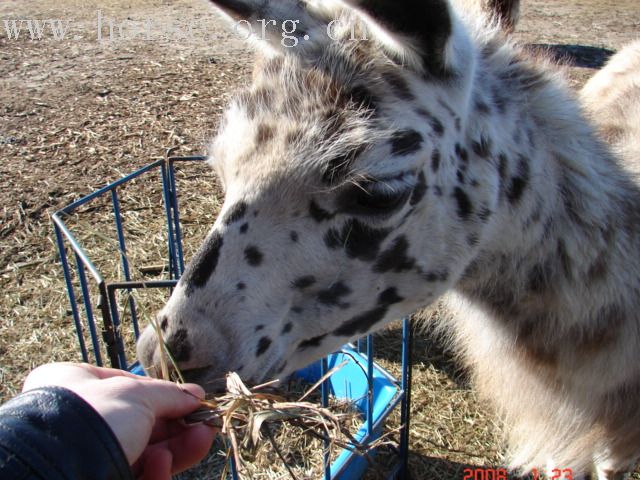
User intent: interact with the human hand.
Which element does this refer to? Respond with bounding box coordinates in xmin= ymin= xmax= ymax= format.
xmin=23 ymin=362 xmax=216 ymax=480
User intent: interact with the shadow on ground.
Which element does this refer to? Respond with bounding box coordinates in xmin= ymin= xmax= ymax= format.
xmin=528 ymin=44 xmax=615 ymax=68
xmin=374 ymin=318 xmax=471 ymax=389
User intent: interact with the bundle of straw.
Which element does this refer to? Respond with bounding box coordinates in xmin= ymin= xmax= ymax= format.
xmin=151 ymin=322 xmax=396 ymax=479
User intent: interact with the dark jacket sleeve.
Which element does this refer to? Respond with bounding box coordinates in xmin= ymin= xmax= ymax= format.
xmin=0 ymin=386 xmax=133 ymax=480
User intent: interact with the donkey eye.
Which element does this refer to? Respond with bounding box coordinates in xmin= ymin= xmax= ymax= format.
xmin=352 ymin=186 xmax=410 ymax=214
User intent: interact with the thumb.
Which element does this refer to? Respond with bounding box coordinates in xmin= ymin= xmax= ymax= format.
xmin=138 ymin=381 xmax=205 ymax=419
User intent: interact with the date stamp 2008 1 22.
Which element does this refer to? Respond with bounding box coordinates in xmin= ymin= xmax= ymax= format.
xmin=462 ymin=467 xmax=574 ymax=480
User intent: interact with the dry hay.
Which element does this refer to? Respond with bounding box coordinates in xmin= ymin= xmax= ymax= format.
xmin=2 ymin=0 xmax=640 ymax=478
xmin=178 ymin=372 xmax=375 ymax=480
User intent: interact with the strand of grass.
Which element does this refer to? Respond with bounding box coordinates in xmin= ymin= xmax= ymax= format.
xmin=421 ymin=437 xmax=499 ymax=459
xmin=264 ymin=427 xmax=299 ymax=480
xmin=297 ymin=359 xmax=348 ymax=402
xmin=149 ymin=316 xmax=170 ymax=380
xmin=126 ymin=286 xmax=185 ymax=383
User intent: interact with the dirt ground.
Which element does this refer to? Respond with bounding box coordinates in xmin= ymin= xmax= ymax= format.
xmin=0 ymin=0 xmax=638 ymax=478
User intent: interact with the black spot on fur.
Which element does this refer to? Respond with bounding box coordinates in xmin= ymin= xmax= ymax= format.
xmin=255 ymin=325 xmax=264 ymax=332
xmin=527 ymin=261 xmax=553 ymax=293
xmin=453 ymin=187 xmax=473 ymax=219
xmin=455 ymin=143 xmax=469 ymax=163
xmin=333 ymin=287 xmax=404 ymax=337
xmin=244 ymin=246 xmax=263 ymax=266
xmin=286 ymin=129 xmax=304 ymax=146
xmin=478 ymin=207 xmax=493 ymax=222
xmin=498 ymin=153 xmax=508 ymax=183
xmin=410 ymin=171 xmax=428 ymax=206
xmin=349 ymin=84 xmax=378 ymax=111
xmin=578 ymin=304 xmax=624 ymax=352
xmin=256 ymin=123 xmax=276 ymax=143
xmin=457 ymin=169 xmax=465 ymax=184
xmin=292 ymin=275 xmax=316 ymax=290
xmin=290 ymin=231 xmax=299 ymax=242
xmin=438 ymin=98 xmax=456 ymax=118
xmin=587 ymin=253 xmax=609 ymax=282
xmin=422 ymin=269 xmax=449 ymax=282
xmin=256 ymin=336 xmax=272 ymax=357
xmin=291 ymin=306 xmax=303 ymax=314
xmin=324 ymin=219 xmax=391 ymax=261
xmin=475 ymin=100 xmax=490 ymax=114
xmin=506 ymin=155 xmax=530 ymax=205
xmin=378 ymin=287 xmax=404 ymax=305
xmin=557 ymin=239 xmax=572 ymax=280
xmin=160 ymin=316 xmax=168 ymax=332
xmin=236 ymin=282 xmax=246 ymax=290
xmin=472 ymin=136 xmax=492 ymax=159
xmin=282 ymin=323 xmax=293 ymax=334
xmin=167 ymin=328 xmax=191 ymax=363
xmin=317 ymin=282 xmax=352 ymax=307
xmin=374 ymin=236 xmax=416 ymax=273
xmin=223 ymin=202 xmax=247 ymax=226
xmin=383 ymin=70 xmax=414 ymax=100
xmin=309 ymin=200 xmax=335 ymax=222
xmin=324 ymin=228 xmax=342 ymax=249
xmin=415 ymin=108 xmax=445 ymax=136
xmin=297 ymin=334 xmax=327 ymax=350
xmin=181 ymin=232 xmax=223 ymax=296
xmin=239 ymin=223 xmax=249 ymax=234
xmin=431 ymin=150 xmax=441 ymax=172
xmin=391 ymin=129 xmax=423 ymax=156
xmin=250 ymin=86 xmax=273 ymax=112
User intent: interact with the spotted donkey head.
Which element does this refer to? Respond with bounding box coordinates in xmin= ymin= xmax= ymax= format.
xmin=138 ymin=0 xmax=499 ymax=388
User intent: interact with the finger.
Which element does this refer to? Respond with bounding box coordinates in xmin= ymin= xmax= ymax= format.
xmin=148 ymin=424 xmax=216 ymax=474
xmin=148 ymin=418 xmax=186 ymax=443
xmin=139 ymin=447 xmax=173 ymax=480
xmin=136 ymin=381 xmax=205 ymax=419
xmin=169 ymin=424 xmax=216 ymax=473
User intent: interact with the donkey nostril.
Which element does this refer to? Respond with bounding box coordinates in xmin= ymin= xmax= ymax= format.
xmin=165 ymin=328 xmax=192 ymax=363
xmin=159 ymin=315 xmax=168 ymax=332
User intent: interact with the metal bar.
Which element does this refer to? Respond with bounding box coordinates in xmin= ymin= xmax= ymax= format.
xmin=111 ymin=189 xmax=140 ymax=339
xmin=399 ymin=317 xmax=414 ymax=479
xmin=74 ymin=252 xmax=103 ymax=366
xmin=168 ymin=159 xmax=185 ymax=275
xmin=54 ymin=224 xmax=88 ymax=362
xmin=52 ymin=212 xmax=105 ymax=284
xmin=367 ymin=334 xmax=374 ymax=438
xmin=106 ymin=280 xmax=178 ymax=290
xmin=54 ymin=160 xmax=164 ymax=216
xmin=321 ymin=356 xmax=331 ymax=480
xmin=161 ymin=162 xmax=179 ymax=280
xmin=107 ymin=284 xmax=129 ymax=369
xmin=99 ymin=282 xmax=123 ymax=369
xmin=166 ymin=156 xmax=206 ymax=162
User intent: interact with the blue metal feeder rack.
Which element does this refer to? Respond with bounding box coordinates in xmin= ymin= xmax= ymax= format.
xmin=53 ymin=156 xmax=414 ymax=479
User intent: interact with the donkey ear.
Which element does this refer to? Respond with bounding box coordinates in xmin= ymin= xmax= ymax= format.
xmin=342 ymin=0 xmax=454 ymax=76
xmin=207 ymin=0 xmax=330 ymax=55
